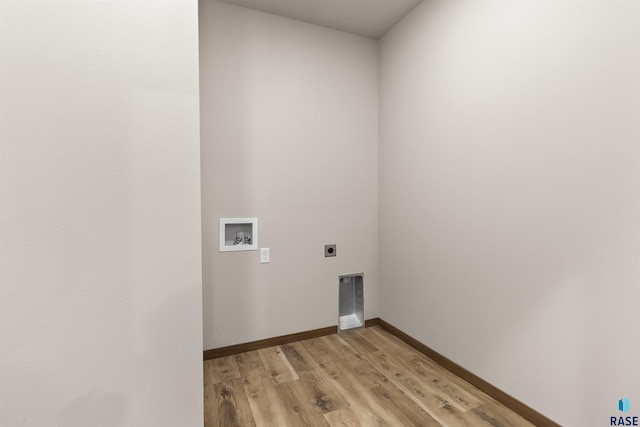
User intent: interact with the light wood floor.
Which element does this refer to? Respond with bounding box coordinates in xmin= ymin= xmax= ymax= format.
xmin=204 ymin=326 xmax=535 ymax=427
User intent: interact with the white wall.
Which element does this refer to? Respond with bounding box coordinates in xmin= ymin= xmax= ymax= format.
xmin=0 ymin=1 xmax=203 ymax=426
xmin=379 ymin=1 xmax=640 ymax=425
xmin=200 ymin=1 xmax=379 ymax=349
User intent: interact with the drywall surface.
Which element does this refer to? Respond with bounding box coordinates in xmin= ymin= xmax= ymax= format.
xmin=217 ymin=0 xmax=422 ymax=39
xmin=200 ymin=1 xmax=379 ymax=349
xmin=0 ymin=1 xmax=203 ymax=426
xmin=379 ymin=1 xmax=640 ymax=425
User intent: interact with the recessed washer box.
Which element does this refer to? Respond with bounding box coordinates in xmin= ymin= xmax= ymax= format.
xmin=219 ymin=218 xmax=258 ymax=252
xmin=338 ymin=273 xmax=364 ymax=332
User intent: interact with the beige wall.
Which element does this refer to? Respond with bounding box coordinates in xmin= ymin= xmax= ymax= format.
xmin=379 ymin=1 xmax=640 ymax=425
xmin=0 ymin=1 xmax=203 ymax=426
xmin=200 ymin=1 xmax=379 ymax=349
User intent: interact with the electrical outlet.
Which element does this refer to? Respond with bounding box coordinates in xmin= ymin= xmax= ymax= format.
xmin=324 ymin=244 xmax=336 ymax=257
xmin=260 ymin=248 xmax=270 ymax=263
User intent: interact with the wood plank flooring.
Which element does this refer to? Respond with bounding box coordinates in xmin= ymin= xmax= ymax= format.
xmin=204 ymin=326 xmax=535 ymax=427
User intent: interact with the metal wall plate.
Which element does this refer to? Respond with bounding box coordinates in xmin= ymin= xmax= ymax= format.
xmin=324 ymin=244 xmax=336 ymax=257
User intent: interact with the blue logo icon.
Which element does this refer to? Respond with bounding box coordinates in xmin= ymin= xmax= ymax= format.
xmin=620 ymin=398 xmax=631 ymax=413
xmin=611 ymin=398 xmax=638 ymax=425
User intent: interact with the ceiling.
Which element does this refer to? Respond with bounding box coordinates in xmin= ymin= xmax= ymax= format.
xmin=217 ymin=0 xmax=423 ymax=39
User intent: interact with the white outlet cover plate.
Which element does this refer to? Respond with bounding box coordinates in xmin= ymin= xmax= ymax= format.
xmin=260 ymin=248 xmax=270 ymax=263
